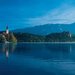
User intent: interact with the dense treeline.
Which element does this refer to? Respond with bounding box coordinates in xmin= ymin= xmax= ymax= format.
xmin=0 ymin=31 xmax=75 ymax=42
xmin=14 ymin=33 xmax=45 ymax=42
xmin=46 ymin=32 xmax=72 ymax=42
xmin=14 ymin=31 xmax=75 ymax=42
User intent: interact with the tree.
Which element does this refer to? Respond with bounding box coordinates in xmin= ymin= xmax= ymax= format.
xmin=10 ymin=33 xmax=17 ymax=43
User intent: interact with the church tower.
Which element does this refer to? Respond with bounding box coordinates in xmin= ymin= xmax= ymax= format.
xmin=6 ymin=25 xmax=9 ymax=34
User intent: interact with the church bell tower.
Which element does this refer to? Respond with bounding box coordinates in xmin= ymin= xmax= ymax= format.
xmin=6 ymin=25 xmax=9 ymax=34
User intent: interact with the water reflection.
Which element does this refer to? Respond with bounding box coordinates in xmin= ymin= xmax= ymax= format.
xmin=2 ymin=43 xmax=17 ymax=58
xmin=7 ymin=43 xmax=75 ymax=61
xmin=0 ymin=43 xmax=75 ymax=75
xmin=45 ymin=44 xmax=72 ymax=51
xmin=70 ymin=44 xmax=72 ymax=53
xmin=45 ymin=43 xmax=75 ymax=61
xmin=1 ymin=43 xmax=75 ymax=60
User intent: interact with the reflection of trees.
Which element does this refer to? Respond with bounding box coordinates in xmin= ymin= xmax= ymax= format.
xmin=45 ymin=44 xmax=73 ymax=60
xmin=45 ymin=44 xmax=72 ymax=52
xmin=2 ymin=43 xmax=17 ymax=58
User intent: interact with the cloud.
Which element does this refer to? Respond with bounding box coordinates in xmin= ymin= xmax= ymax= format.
xmin=26 ymin=4 xmax=75 ymax=26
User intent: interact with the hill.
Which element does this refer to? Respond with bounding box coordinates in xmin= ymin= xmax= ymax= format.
xmin=13 ymin=31 xmax=75 ymax=42
xmin=13 ymin=23 xmax=75 ymax=35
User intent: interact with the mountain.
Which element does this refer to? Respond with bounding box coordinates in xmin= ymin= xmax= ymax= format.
xmin=13 ymin=23 xmax=75 ymax=35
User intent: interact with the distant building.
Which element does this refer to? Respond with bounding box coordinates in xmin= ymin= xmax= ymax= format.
xmin=6 ymin=25 xmax=9 ymax=34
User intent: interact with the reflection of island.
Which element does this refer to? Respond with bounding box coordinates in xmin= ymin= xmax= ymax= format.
xmin=2 ymin=43 xmax=17 ymax=58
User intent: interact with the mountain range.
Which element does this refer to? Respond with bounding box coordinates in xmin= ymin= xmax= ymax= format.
xmin=13 ymin=23 xmax=75 ymax=35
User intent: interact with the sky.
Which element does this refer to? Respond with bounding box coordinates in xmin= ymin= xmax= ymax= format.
xmin=0 ymin=0 xmax=75 ymax=30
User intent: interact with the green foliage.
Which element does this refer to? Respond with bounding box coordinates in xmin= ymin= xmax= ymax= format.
xmin=0 ymin=34 xmax=7 ymax=43
xmin=14 ymin=31 xmax=74 ymax=42
xmin=9 ymin=33 xmax=17 ymax=43
xmin=45 ymin=32 xmax=72 ymax=42
xmin=14 ymin=32 xmax=45 ymax=42
xmin=0 ymin=31 xmax=75 ymax=43
xmin=0 ymin=32 xmax=17 ymax=43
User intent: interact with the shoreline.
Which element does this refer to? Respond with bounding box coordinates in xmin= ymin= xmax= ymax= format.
xmin=17 ymin=42 xmax=75 ymax=44
xmin=1 ymin=42 xmax=75 ymax=44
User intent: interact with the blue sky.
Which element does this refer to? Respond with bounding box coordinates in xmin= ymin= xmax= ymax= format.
xmin=0 ymin=0 xmax=75 ymax=30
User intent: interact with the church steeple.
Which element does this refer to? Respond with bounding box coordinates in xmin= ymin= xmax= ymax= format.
xmin=6 ymin=25 xmax=9 ymax=34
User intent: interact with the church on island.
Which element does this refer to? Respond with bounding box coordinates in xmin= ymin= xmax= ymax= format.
xmin=6 ymin=25 xmax=9 ymax=35
xmin=0 ymin=25 xmax=17 ymax=43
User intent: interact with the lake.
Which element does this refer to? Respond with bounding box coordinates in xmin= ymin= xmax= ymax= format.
xmin=0 ymin=43 xmax=75 ymax=75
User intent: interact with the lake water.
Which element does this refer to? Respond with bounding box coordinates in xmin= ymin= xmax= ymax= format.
xmin=0 ymin=43 xmax=75 ymax=75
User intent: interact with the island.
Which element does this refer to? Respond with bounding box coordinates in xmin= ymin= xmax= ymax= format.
xmin=0 ymin=26 xmax=17 ymax=43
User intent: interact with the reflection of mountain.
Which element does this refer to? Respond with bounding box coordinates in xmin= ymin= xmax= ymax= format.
xmin=13 ymin=23 xmax=75 ymax=35
xmin=45 ymin=44 xmax=71 ymax=52
xmin=45 ymin=44 xmax=72 ymax=60
xmin=11 ymin=43 xmax=75 ymax=60
xmin=0 ymin=43 xmax=75 ymax=60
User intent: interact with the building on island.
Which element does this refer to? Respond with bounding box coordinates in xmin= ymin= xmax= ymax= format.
xmin=6 ymin=25 xmax=9 ymax=35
